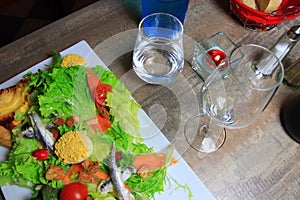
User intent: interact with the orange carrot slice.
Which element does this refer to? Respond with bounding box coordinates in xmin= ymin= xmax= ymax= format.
xmin=93 ymin=171 xmax=109 ymax=180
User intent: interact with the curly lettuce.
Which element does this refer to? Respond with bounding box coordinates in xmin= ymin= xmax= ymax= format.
xmin=0 ymin=137 xmax=46 ymax=188
xmin=25 ymin=55 xmax=142 ymax=139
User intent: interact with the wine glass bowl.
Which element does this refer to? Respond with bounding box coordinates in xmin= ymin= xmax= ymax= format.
xmin=185 ymin=44 xmax=284 ymax=153
xmin=204 ymin=44 xmax=284 ymax=129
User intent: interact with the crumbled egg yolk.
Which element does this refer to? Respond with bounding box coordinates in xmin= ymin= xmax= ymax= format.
xmin=55 ymin=131 xmax=89 ymax=164
xmin=61 ymin=54 xmax=85 ymax=67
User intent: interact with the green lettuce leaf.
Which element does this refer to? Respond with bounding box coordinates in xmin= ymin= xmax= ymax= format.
xmin=84 ymin=65 xmax=142 ymax=141
xmin=0 ymin=137 xmax=46 ymax=188
xmin=38 ymin=65 xmax=97 ymax=121
xmin=106 ymin=81 xmax=141 ymax=141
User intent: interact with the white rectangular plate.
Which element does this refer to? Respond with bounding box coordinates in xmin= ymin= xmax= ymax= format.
xmin=0 ymin=40 xmax=215 ymax=200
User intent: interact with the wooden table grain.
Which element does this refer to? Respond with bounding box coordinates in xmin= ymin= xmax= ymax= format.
xmin=1 ymin=0 xmax=300 ymax=199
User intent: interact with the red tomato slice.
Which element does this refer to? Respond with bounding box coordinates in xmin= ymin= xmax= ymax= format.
xmin=96 ymin=115 xmax=111 ymax=132
xmin=60 ymin=182 xmax=88 ymax=200
xmin=94 ymin=83 xmax=112 ymax=108
xmin=86 ymin=69 xmax=112 ymax=108
xmin=89 ymin=115 xmax=111 ymax=133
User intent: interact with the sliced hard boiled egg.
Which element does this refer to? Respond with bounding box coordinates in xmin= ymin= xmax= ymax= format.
xmin=54 ymin=131 xmax=93 ymax=164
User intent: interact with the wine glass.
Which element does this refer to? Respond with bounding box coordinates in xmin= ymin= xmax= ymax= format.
xmin=185 ymin=44 xmax=284 ymax=153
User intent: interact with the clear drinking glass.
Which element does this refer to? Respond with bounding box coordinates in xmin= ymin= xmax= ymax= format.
xmin=185 ymin=44 xmax=285 ymax=153
xmin=132 ymin=12 xmax=184 ymax=84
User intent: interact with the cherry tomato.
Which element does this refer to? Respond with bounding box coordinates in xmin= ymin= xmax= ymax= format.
xmin=207 ymin=49 xmax=227 ymax=67
xmin=32 ymin=149 xmax=49 ymax=161
xmin=94 ymin=83 xmax=112 ymax=108
xmin=60 ymin=182 xmax=88 ymax=200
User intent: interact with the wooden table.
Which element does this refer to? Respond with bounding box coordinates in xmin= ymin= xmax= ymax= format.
xmin=1 ymin=0 xmax=300 ymax=199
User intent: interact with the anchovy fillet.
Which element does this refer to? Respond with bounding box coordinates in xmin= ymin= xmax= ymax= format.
xmin=109 ymin=143 xmax=135 ymax=200
xmin=20 ymin=127 xmax=36 ymax=139
xmin=97 ymin=166 xmax=136 ymax=194
xmin=29 ymin=112 xmax=55 ymax=151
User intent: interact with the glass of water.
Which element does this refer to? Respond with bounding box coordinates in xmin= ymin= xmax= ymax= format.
xmin=132 ymin=12 xmax=184 ymax=84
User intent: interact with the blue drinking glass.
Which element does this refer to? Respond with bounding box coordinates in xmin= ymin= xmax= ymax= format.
xmin=141 ymin=0 xmax=189 ymax=24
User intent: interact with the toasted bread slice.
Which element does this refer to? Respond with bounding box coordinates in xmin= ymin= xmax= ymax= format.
xmin=256 ymin=0 xmax=282 ymax=13
xmin=240 ymin=0 xmax=258 ymax=10
xmin=0 ymin=79 xmax=30 ymax=148
xmin=0 ymin=125 xmax=12 ymax=148
xmin=0 ymin=79 xmax=29 ymax=117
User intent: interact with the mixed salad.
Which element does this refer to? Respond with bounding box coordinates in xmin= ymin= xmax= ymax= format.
xmin=0 ymin=52 xmax=181 ymax=200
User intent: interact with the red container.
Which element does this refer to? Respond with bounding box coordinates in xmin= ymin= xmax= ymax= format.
xmin=230 ymin=0 xmax=300 ymax=31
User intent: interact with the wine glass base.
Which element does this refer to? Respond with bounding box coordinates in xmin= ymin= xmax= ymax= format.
xmin=184 ymin=113 xmax=226 ymax=153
